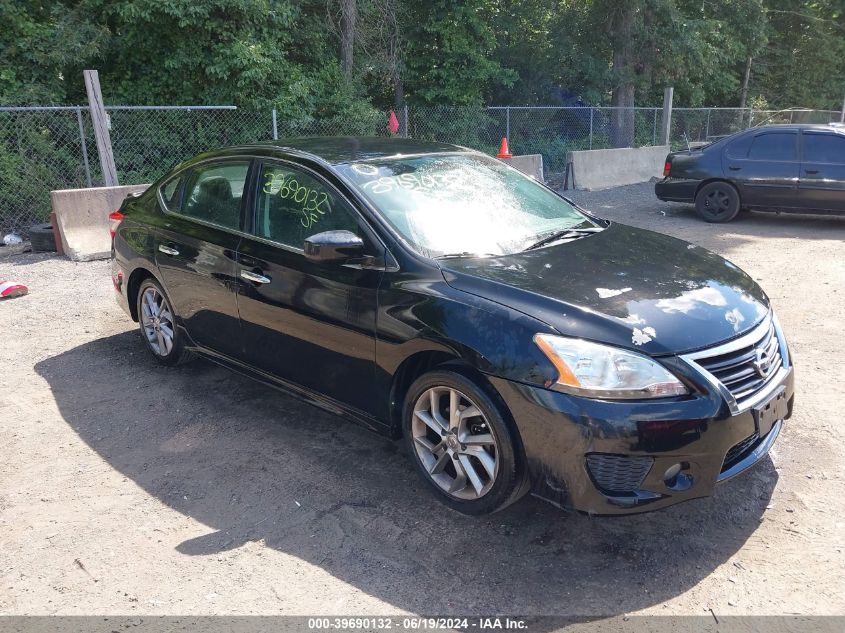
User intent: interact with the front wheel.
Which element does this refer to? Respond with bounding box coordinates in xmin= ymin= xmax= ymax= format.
xmin=403 ymin=369 xmax=525 ymax=515
xmin=695 ymin=182 xmax=741 ymax=223
xmin=136 ymin=278 xmax=191 ymax=366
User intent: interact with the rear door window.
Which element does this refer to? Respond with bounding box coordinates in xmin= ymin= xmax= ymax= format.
xmin=803 ymin=132 xmax=845 ymax=164
xmin=748 ymin=133 xmax=797 ymax=161
xmin=180 ymin=161 xmax=251 ymax=230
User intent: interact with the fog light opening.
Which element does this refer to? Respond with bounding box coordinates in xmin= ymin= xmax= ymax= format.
xmin=664 ymin=462 xmax=693 ymax=491
xmin=664 ymin=463 xmax=681 ymax=486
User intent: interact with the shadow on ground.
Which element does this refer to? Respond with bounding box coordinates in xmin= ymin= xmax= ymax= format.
xmin=565 ymin=183 xmax=845 ymax=255
xmin=36 ymin=331 xmax=778 ymax=616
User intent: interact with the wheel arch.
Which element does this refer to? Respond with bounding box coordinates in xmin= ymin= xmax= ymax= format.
xmin=126 ymin=266 xmax=158 ymax=322
xmin=387 ymin=349 xmax=521 ymax=449
xmin=695 ymin=177 xmax=741 ymax=201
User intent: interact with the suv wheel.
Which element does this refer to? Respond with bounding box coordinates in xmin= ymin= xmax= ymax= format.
xmin=403 ymin=369 xmax=525 ymax=515
xmin=695 ymin=182 xmax=741 ymax=223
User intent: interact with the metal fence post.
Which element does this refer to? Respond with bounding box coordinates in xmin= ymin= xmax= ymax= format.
xmin=589 ymin=108 xmax=594 ymax=150
xmin=705 ymin=109 xmax=711 ymax=139
xmin=75 ymin=107 xmax=93 ymax=188
xmin=505 ymin=106 xmax=510 ymax=141
xmin=840 ymin=93 xmax=844 ymax=123
xmin=660 ymin=87 xmax=673 ymax=145
xmin=272 ymin=108 xmax=278 ymax=140
xmin=403 ymin=104 xmax=409 ymax=138
xmin=652 ymin=109 xmax=657 ymax=145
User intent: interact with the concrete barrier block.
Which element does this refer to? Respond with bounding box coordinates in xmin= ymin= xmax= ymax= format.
xmin=567 ymin=145 xmax=669 ymax=190
xmin=500 ymin=154 xmax=544 ymax=182
xmin=51 ymin=184 xmax=149 ymax=261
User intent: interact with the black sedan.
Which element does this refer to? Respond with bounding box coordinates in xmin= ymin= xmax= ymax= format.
xmin=656 ymin=123 xmax=845 ymax=222
xmin=111 ymin=137 xmax=794 ymax=515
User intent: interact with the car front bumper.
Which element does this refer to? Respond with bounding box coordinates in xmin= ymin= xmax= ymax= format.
xmin=489 ymin=365 xmax=794 ymax=515
xmin=655 ymin=177 xmax=699 ymax=203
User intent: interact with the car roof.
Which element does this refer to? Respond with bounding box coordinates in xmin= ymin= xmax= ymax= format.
xmin=252 ymin=136 xmax=473 ymax=165
xmin=750 ymin=123 xmax=845 ymax=132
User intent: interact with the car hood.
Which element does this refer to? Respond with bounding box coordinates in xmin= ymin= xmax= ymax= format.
xmin=439 ymin=223 xmax=770 ymax=355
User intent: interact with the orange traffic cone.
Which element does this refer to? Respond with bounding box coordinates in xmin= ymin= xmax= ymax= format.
xmin=496 ymin=137 xmax=512 ymax=159
xmin=388 ymin=110 xmax=400 ymax=135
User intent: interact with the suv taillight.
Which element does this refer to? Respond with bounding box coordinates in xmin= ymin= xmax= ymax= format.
xmin=663 ymin=160 xmax=672 ymax=177
xmin=108 ymin=211 xmax=124 ymax=240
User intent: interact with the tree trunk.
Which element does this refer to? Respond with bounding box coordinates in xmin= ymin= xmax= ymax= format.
xmin=385 ymin=0 xmax=403 ymax=110
xmin=739 ymin=56 xmax=752 ymax=108
xmin=340 ymin=0 xmax=357 ymax=80
xmin=609 ymin=5 xmax=636 ymax=148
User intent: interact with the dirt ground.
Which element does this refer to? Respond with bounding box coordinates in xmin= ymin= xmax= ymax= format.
xmin=1 ymin=182 xmax=843 ymax=617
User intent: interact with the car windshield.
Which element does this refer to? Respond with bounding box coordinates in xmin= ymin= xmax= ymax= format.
xmin=337 ymin=153 xmax=596 ymax=257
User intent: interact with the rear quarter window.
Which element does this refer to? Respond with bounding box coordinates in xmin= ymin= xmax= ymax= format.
xmin=159 ymin=175 xmax=183 ymax=212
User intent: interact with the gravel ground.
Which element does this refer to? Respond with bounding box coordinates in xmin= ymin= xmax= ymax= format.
xmin=1 ymin=182 xmax=843 ymax=616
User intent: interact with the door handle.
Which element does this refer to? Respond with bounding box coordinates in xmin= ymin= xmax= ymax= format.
xmin=728 ymin=166 xmax=742 ymax=171
xmin=805 ymin=169 xmax=819 ymax=174
xmin=240 ymin=270 xmax=271 ymax=284
xmin=158 ymin=244 xmax=179 ymax=256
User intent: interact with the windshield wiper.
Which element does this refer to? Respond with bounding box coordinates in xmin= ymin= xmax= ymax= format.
xmin=524 ymin=226 xmax=603 ymax=251
xmin=436 ymin=251 xmax=499 ymax=259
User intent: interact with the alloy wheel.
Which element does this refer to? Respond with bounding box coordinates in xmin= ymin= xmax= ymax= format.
xmin=411 ymin=386 xmax=500 ymax=500
xmin=140 ymin=286 xmax=175 ymax=357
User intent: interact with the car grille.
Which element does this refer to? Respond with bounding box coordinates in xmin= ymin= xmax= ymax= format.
xmin=586 ymin=454 xmax=653 ymax=495
xmin=722 ymin=431 xmax=761 ymax=471
xmin=693 ymin=319 xmax=783 ymax=406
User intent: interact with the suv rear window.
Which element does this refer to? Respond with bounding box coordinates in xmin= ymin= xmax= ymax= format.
xmin=748 ymin=133 xmax=797 ymax=161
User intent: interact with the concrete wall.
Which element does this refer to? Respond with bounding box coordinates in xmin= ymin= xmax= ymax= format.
xmin=500 ymin=154 xmax=544 ymax=182
xmin=51 ymin=184 xmax=149 ymax=261
xmin=566 ymin=145 xmax=669 ymax=191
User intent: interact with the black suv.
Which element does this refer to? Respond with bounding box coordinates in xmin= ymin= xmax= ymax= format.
xmin=656 ymin=124 xmax=845 ymax=222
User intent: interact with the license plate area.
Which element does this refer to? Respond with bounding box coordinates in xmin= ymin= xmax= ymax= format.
xmin=753 ymin=386 xmax=788 ymax=437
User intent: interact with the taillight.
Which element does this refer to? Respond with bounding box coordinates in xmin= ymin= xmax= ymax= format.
xmin=663 ymin=160 xmax=672 ymax=177
xmin=108 ymin=211 xmax=124 ymax=240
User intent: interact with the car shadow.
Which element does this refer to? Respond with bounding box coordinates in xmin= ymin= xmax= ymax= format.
xmin=36 ymin=331 xmax=777 ymax=616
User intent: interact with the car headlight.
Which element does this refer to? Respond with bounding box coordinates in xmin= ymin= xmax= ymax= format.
xmin=534 ymin=334 xmax=688 ymax=399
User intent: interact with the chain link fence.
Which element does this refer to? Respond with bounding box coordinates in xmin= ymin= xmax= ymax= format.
xmin=2 ymin=104 xmax=842 ymax=236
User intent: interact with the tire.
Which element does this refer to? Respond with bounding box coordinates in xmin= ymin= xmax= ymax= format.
xmin=135 ymin=278 xmax=192 ymax=366
xmin=695 ymin=182 xmax=741 ymax=223
xmin=402 ymin=369 xmax=525 ymax=515
xmin=28 ymin=223 xmax=56 ymax=253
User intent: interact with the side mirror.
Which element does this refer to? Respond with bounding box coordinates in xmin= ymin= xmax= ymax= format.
xmin=303 ymin=230 xmax=365 ymax=263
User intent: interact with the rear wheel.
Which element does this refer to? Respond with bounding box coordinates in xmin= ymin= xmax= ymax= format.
xmin=403 ymin=369 xmax=524 ymax=515
xmin=695 ymin=182 xmax=741 ymax=223
xmin=136 ymin=278 xmax=191 ymax=366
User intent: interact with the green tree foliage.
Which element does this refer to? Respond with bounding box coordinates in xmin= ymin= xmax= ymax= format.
xmin=0 ymin=0 xmax=843 ymax=111
xmin=401 ymin=0 xmax=516 ymax=105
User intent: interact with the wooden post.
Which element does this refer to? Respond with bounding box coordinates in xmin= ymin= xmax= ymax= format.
xmin=84 ymin=70 xmax=118 ymax=187
xmin=659 ymin=86 xmax=673 ymax=146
